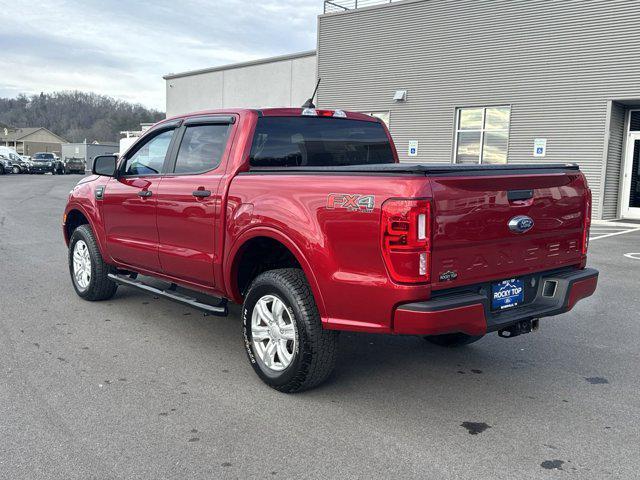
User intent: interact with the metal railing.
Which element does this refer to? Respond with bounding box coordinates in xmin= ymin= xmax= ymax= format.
xmin=324 ymin=0 xmax=399 ymax=14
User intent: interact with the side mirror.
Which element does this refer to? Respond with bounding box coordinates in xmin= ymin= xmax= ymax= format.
xmin=92 ymin=155 xmax=118 ymax=177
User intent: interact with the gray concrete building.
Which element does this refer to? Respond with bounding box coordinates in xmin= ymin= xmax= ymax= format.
xmin=164 ymin=51 xmax=317 ymax=117
xmin=164 ymin=0 xmax=640 ymax=220
xmin=318 ymin=0 xmax=640 ymax=220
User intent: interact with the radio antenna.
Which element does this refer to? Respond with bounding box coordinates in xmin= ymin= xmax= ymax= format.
xmin=302 ymin=78 xmax=321 ymax=109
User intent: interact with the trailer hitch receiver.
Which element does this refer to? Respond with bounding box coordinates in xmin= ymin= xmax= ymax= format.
xmin=498 ymin=319 xmax=539 ymax=338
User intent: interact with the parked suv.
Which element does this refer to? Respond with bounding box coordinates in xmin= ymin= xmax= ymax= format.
xmin=0 ymin=147 xmax=19 ymax=173
xmin=0 ymin=148 xmax=29 ymax=173
xmin=31 ymin=152 xmax=56 ymax=174
xmin=63 ymin=157 xmax=86 ymax=174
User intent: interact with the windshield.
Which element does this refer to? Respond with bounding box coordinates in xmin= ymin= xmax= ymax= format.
xmin=34 ymin=153 xmax=54 ymax=161
xmin=249 ymin=117 xmax=394 ymax=167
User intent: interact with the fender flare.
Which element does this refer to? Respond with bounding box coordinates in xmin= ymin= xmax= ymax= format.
xmin=224 ymin=226 xmax=327 ymax=320
xmin=64 ymin=202 xmax=109 ymax=260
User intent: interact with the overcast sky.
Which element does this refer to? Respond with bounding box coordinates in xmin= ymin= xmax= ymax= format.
xmin=0 ymin=0 xmax=320 ymax=110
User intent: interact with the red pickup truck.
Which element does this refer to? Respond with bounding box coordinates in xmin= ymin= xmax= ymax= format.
xmin=63 ymin=108 xmax=598 ymax=392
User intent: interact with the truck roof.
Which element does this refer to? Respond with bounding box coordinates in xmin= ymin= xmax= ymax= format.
xmin=162 ymin=108 xmax=378 ymax=125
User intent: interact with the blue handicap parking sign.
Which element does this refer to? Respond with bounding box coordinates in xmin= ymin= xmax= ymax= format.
xmin=536 ymin=147 xmax=544 ymax=154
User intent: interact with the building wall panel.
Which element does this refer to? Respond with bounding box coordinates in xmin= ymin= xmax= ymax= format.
xmin=165 ymin=52 xmax=317 ymax=117
xmin=318 ymin=0 xmax=640 ymax=218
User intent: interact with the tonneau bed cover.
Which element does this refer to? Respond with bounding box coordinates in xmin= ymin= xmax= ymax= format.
xmin=249 ymin=163 xmax=580 ymax=175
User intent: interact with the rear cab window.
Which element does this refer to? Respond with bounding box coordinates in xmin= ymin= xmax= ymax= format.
xmin=173 ymin=124 xmax=231 ymax=174
xmin=249 ymin=117 xmax=394 ymax=167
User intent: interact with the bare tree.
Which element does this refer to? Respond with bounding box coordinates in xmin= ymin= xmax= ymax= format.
xmin=0 ymin=91 xmax=164 ymax=143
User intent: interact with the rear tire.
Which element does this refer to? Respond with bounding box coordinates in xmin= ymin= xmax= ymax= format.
xmin=424 ymin=333 xmax=484 ymax=347
xmin=68 ymin=224 xmax=118 ymax=301
xmin=243 ymin=268 xmax=338 ymax=393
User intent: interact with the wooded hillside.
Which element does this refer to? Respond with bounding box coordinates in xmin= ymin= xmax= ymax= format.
xmin=0 ymin=91 xmax=164 ymax=143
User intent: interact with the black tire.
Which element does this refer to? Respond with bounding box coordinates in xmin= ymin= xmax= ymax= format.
xmin=68 ymin=224 xmax=118 ymax=301
xmin=424 ymin=333 xmax=484 ymax=347
xmin=243 ymin=268 xmax=339 ymax=393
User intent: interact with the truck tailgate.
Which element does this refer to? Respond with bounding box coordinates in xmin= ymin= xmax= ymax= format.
xmin=430 ymin=170 xmax=589 ymax=290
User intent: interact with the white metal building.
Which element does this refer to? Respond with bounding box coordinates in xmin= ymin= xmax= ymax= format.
xmin=164 ymin=51 xmax=317 ymax=117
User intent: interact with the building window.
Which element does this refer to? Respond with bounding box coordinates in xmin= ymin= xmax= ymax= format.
xmin=630 ymin=111 xmax=640 ymax=131
xmin=455 ymin=106 xmax=510 ymax=164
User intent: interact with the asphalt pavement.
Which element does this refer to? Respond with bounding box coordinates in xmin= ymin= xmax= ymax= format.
xmin=1 ymin=174 xmax=638 ymax=479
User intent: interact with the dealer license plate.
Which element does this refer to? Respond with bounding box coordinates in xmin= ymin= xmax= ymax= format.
xmin=491 ymin=278 xmax=524 ymax=310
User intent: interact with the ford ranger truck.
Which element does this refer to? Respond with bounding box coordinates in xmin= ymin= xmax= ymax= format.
xmin=62 ymin=108 xmax=598 ymax=392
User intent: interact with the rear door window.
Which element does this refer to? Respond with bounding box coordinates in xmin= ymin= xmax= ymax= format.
xmin=173 ymin=124 xmax=231 ymax=174
xmin=249 ymin=117 xmax=394 ymax=167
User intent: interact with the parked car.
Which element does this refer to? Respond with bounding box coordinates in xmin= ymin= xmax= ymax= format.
xmin=52 ymin=154 xmax=65 ymax=175
xmin=11 ymin=156 xmax=31 ymax=174
xmin=0 ymin=155 xmax=12 ymax=174
xmin=30 ymin=152 xmax=56 ymax=174
xmin=63 ymin=157 xmax=86 ymax=174
xmin=62 ymin=107 xmax=598 ymax=392
xmin=0 ymin=147 xmax=28 ymax=173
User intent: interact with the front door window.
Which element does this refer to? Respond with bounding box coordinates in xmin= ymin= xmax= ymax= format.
xmin=123 ymin=129 xmax=174 ymax=176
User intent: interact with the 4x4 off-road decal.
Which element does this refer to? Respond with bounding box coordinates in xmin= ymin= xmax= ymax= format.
xmin=326 ymin=193 xmax=375 ymax=213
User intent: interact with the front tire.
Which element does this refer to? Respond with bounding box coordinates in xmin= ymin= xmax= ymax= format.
xmin=68 ymin=224 xmax=117 ymax=301
xmin=424 ymin=333 xmax=484 ymax=347
xmin=243 ymin=268 xmax=338 ymax=393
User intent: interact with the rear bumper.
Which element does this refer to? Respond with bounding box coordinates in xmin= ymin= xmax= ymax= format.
xmin=393 ymin=268 xmax=598 ymax=336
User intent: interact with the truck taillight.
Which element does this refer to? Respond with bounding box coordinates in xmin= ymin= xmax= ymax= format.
xmin=582 ymin=189 xmax=592 ymax=255
xmin=301 ymin=108 xmax=347 ymax=118
xmin=381 ymin=199 xmax=431 ymax=283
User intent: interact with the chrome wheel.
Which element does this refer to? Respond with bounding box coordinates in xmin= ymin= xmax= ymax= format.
xmin=72 ymin=240 xmax=92 ymax=291
xmin=251 ymin=295 xmax=297 ymax=372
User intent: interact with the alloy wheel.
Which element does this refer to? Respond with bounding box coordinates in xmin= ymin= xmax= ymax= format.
xmin=251 ymin=295 xmax=297 ymax=372
xmin=72 ymin=240 xmax=92 ymax=291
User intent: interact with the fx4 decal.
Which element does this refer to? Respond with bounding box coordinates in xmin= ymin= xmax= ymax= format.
xmin=327 ymin=193 xmax=375 ymax=213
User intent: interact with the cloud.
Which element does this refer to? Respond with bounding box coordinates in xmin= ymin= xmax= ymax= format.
xmin=0 ymin=0 xmax=320 ymax=110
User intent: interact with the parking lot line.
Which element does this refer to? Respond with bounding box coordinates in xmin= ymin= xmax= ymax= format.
xmin=590 ymin=227 xmax=640 ymax=241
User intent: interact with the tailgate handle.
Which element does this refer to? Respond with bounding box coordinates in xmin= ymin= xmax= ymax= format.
xmin=507 ymin=189 xmax=533 ymax=201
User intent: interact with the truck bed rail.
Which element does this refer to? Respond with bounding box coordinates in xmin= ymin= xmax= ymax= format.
xmin=247 ymin=163 xmax=580 ymax=176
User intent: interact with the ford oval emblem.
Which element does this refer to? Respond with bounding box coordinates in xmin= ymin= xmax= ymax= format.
xmin=508 ymin=215 xmax=534 ymax=234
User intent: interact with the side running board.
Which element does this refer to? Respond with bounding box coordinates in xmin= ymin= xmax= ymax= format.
xmin=107 ymin=273 xmax=228 ymax=316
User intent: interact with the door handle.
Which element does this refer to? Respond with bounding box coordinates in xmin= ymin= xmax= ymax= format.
xmin=192 ymin=189 xmax=211 ymax=198
xmin=137 ymin=190 xmax=152 ymax=198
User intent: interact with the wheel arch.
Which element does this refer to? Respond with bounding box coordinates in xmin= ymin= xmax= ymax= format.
xmin=63 ymin=203 xmax=109 ymax=261
xmin=64 ymin=208 xmax=90 ymax=243
xmin=225 ymin=227 xmax=327 ymax=319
